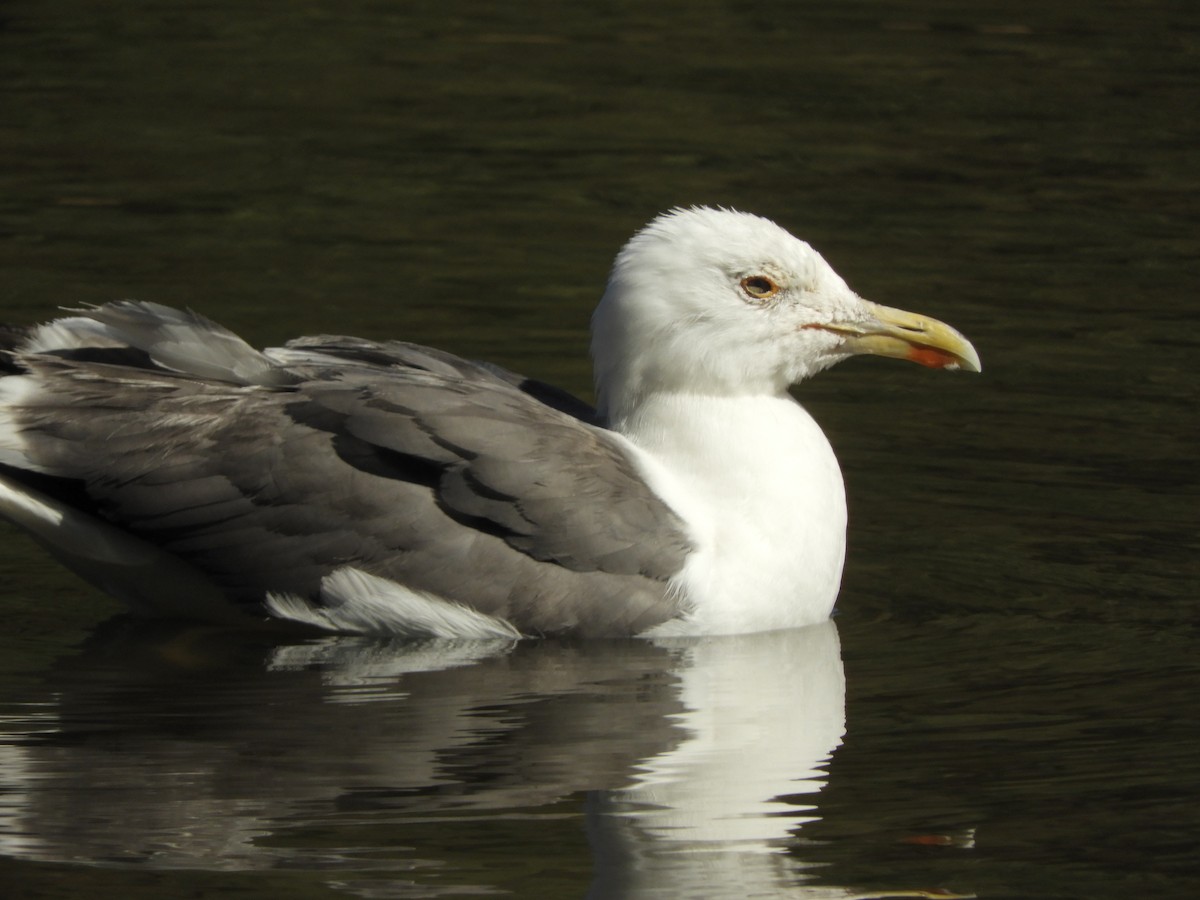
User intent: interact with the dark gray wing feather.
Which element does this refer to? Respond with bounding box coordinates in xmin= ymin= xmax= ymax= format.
xmin=303 ymin=373 xmax=684 ymax=577
xmin=4 ymin=308 xmax=693 ymax=636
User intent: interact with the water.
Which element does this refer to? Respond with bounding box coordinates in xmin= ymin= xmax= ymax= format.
xmin=1 ymin=1 xmax=1197 ymax=897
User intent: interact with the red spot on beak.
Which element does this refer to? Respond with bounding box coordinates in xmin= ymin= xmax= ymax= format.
xmin=907 ymin=346 xmax=958 ymax=369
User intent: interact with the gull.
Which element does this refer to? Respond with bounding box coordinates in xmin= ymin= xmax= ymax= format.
xmin=0 ymin=207 xmax=980 ymax=638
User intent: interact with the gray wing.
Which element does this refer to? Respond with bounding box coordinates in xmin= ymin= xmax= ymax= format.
xmin=276 ymin=334 xmax=602 ymax=424
xmin=2 ymin=304 xmax=692 ymax=636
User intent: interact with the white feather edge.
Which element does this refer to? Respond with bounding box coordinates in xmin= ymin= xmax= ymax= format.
xmin=19 ymin=317 xmax=127 ymax=353
xmin=266 ymin=568 xmax=525 ymax=640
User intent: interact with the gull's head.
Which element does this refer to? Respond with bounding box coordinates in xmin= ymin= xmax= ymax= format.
xmin=591 ymin=207 xmax=980 ymax=425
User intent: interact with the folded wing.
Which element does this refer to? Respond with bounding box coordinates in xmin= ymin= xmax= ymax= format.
xmin=0 ymin=303 xmax=692 ymax=636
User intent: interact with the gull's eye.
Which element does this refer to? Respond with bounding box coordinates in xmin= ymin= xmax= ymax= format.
xmin=739 ymin=274 xmax=781 ymax=302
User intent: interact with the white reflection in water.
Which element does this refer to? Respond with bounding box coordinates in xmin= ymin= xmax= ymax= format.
xmin=587 ymin=622 xmax=853 ymax=899
xmin=0 ymin=622 xmax=853 ymax=897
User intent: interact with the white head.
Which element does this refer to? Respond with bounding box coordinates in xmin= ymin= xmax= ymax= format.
xmin=591 ymin=207 xmax=979 ymax=427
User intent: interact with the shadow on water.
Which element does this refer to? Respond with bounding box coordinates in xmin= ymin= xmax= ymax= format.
xmin=0 ymin=620 xmax=854 ymax=899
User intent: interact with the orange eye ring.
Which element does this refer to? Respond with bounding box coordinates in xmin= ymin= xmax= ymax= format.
xmin=740 ymin=275 xmax=781 ymax=301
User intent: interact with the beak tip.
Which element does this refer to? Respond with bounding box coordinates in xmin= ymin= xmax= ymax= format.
xmin=956 ymin=344 xmax=982 ymax=374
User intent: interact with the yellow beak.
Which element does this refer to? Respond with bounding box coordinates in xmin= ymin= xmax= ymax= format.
xmin=826 ymin=301 xmax=982 ymax=373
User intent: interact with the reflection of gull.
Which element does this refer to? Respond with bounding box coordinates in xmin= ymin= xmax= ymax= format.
xmin=0 ymin=626 xmax=675 ymax=873
xmin=0 ymin=622 xmax=858 ymax=897
xmin=588 ymin=622 xmax=854 ymax=898
xmin=268 ymin=636 xmax=519 ymax=696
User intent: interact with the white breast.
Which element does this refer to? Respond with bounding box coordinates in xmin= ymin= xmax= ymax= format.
xmin=617 ymin=393 xmax=847 ymax=636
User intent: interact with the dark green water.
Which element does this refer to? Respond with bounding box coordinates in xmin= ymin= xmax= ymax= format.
xmin=1 ymin=1 xmax=1197 ymax=898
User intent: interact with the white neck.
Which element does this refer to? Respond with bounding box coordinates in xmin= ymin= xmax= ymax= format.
xmin=612 ymin=391 xmax=847 ymax=636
